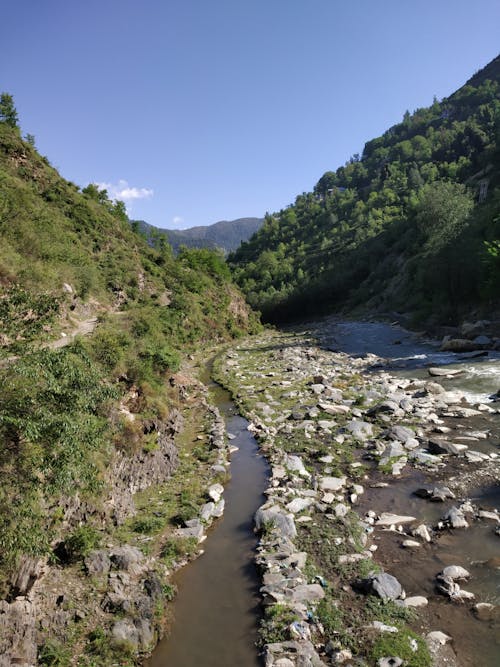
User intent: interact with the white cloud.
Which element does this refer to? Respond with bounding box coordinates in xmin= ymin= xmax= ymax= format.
xmin=97 ymin=179 xmax=153 ymax=203
xmin=172 ymin=216 xmax=184 ymax=227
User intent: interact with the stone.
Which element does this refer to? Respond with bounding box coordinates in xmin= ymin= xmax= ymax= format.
xmin=376 ymin=513 xmax=416 ymax=526
xmin=372 ymin=621 xmax=398 ymax=633
xmin=110 ymin=546 xmax=144 ymax=572
xmin=478 ymin=510 xmax=500 ymax=522
xmin=319 ymin=476 xmax=346 ymax=492
xmin=10 ymin=556 xmax=45 ymax=595
xmin=473 ymin=335 xmax=492 ymax=347
xmin=426 ymin=631 xmax=452 ymax=645
xmin=377 ymin=657 xmax=403 ymax=667
xmin=289 ymin=583 xmax=325 ymax=604
xmin=362 ymin=572 xmax=403 ymax=601
xmin=208 ymin=483 xmax=224 ymax=502
xmin=474 ymin=602 xmax=499 ymax=621
xmin=212 ymin=499 xmax=225 ymax=517
xmin=379 ymin=442 xmax=406 ymax=462
xmin=334 ymin=503 xmax=349 ymax=518
xmin=284 ymin=454 xmax=310 ymax=477
xmin=444 ymin=507 xmax=469 ymax=529
xmin=440 ymin=338 xmax=479 ymax=352
xmin=286 ymin=498 xmax=313 ymax=514
xmin=428 ymin=367 xmax=463 ymax=377
xmin=255 ymin=505 xmax=297 ymax=539
xmin=401 ymin=596 xmax=428 ymax=607
xmin=441 ymin=565 xmax=470 ymax=580
xmin=427 ymin=438 xmax=468 ymax=456
xmin=201 ymin=502 xmax=215 ymax=522
xmin=84 ymin=550 xmax=110 ymax=576
xmin=401 ymin=540 xmax=421 ymax=549
xmin=346 ymin=419 xmax=373 ymax=440
xmin=111 ymin=619 xmax=139 ymax=648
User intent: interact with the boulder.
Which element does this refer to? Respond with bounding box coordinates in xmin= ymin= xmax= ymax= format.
xmin=441 ymin=565 xmax=470 ymax=581
xmin=440 ymin=338 xmax=479 ymax=352
xmin=110 ymin=546 xmax=144 ymax=572
xmin=319 ymin=476 xmax=346 ymax=492
xmin=255 ymin=505 xmax=297 ymax=539
xmin=345 ymin=419 xmax=373 ymax=440
xmin=286 ymin=497 xmax=313 ymax=514
xmin=376 ymin=512 xmax=416 ymax=526
xmin=361 ymin=572 xmax=403 ymax=601
xmin=84 ymin=550 xmax=110 ymax=576
xmin=444 ymin=507 xmax=469 ymax=529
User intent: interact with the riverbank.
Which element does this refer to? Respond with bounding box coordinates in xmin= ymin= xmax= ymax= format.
xmin=0 ymin=356 xmax=238 ymax=667
xmin=213 ymin=325 xmax=499 ymax=666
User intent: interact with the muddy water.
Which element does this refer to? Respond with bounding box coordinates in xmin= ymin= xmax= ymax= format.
xmin=145 ymin=385 xmax=268 ymax=667
xmin=317 ymin=319 xmax=500 ymax=666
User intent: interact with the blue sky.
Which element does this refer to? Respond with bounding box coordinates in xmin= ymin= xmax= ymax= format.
xmin=2 ymin=1 xmax=500 ymax=229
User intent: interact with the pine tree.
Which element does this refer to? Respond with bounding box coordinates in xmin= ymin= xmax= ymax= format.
xmin=0 ymin=93 xmax=19 ymax=129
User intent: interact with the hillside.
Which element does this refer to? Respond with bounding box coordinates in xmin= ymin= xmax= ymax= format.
xmin=0 ymin=114 xmax=260 ymax=665
xmin=230 ymin=54 xmax=500 ymax=324
xmin=133 ymin=216 xmax=264 ymax=254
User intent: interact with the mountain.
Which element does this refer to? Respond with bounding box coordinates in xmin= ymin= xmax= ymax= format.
xmin=133 ymin=216 xmax=264 ymax=254
xmin=230 ymin=54 xmax=500 ymax=325
xmin=0 ymin=113 xmax=260 ymax=664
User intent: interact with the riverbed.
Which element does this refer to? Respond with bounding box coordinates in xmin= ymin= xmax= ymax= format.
xmin=148 ymin=319 xmax=499 ymax=666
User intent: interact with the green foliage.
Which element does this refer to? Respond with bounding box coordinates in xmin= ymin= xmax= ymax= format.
xmin=0 ymin=93 xmax=19 ymax=129
xmin=260 ymin=603 xmax=300 ymax=644
xmin=0 ymin=285 xmax=60 ymax=354
xmin=370 ymin=628 xmax=431 ymax=667
xmin=230 ymin=62 xmax=500 ymax=322
xmin=38 ymin=640 xmax=72 ymax=666
xmin=161 ymin=536 xmax=198 ymax=566
xmin=414 ymin=180 xmax=474 ymax=251
xmin=63 ymin=525 xmax=101 ymax=561
xmin=0 ymin=346 xmax=116 ymax=570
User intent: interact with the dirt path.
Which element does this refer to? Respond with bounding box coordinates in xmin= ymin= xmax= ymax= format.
xmin=45 ymin=316 xmax=98 ymax=349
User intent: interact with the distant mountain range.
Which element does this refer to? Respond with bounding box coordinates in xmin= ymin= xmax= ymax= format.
xmin=133 ymin=217 xmax=264 ymax=254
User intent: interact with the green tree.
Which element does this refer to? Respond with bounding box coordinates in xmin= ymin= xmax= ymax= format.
xmin=0 ymin=93 xmax=19 ymax=129
xmin=414 ymin=180 xmax=474 ymax=252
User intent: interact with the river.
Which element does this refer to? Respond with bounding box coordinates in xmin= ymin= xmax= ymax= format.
xmin=145 ymin=380 xmax=268 ymax=667
xmin=147 ymin=319 xmax=499 ymax=666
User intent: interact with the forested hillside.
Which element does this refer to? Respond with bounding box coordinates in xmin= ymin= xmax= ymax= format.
xmin=133 ymin=216 xmax=264 ymax=254
xmin=0 ymin=102 xmax=259 ymax=665
xmin=230 ymin=55 xmax=500 ymax=324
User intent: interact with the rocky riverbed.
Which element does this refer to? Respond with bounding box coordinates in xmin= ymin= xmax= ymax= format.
xmin=213 ymin=324 xmax=500 ymax=667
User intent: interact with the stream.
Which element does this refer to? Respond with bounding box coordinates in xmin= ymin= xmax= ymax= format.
xmin=147 ymin=319 xmax=499 ymax=666
xmin=145 ymin=381 xmax=268 ymax=667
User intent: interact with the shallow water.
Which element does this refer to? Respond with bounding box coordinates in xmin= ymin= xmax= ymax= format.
xmin=319 ymin=319 xmax=500 ymax=666
xmin=145 ymin=387 xmax=268 ymax=667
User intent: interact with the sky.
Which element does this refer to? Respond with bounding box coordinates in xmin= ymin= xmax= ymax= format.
xmin=2 ymin=1 xmax=500 ymax=230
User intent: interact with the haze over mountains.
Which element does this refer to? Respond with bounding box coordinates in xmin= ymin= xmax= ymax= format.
xmin=133 ymin=216 xmax=264 ymax=254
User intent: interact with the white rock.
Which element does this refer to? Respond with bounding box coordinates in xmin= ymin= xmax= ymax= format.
xmin=402 ymin=540 xmax=421 ymax=549
xmin=376 ymin=513 xmax=416 ymax=526
xmin=441 ymin=565 xmax=470 ymax=581
xmin=427 ymin=631 xmax=452 ymax=645
xmin=319 ymin=476 xmax=346 ymax=492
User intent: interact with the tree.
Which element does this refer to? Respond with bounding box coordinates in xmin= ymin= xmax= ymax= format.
xmin=414 ymin=180 xmax=474 ymax=252
xmin=24 ymin=133 xmax=36 ymax=147
xmin=0 ymin=93 xmax=19 ymax=129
